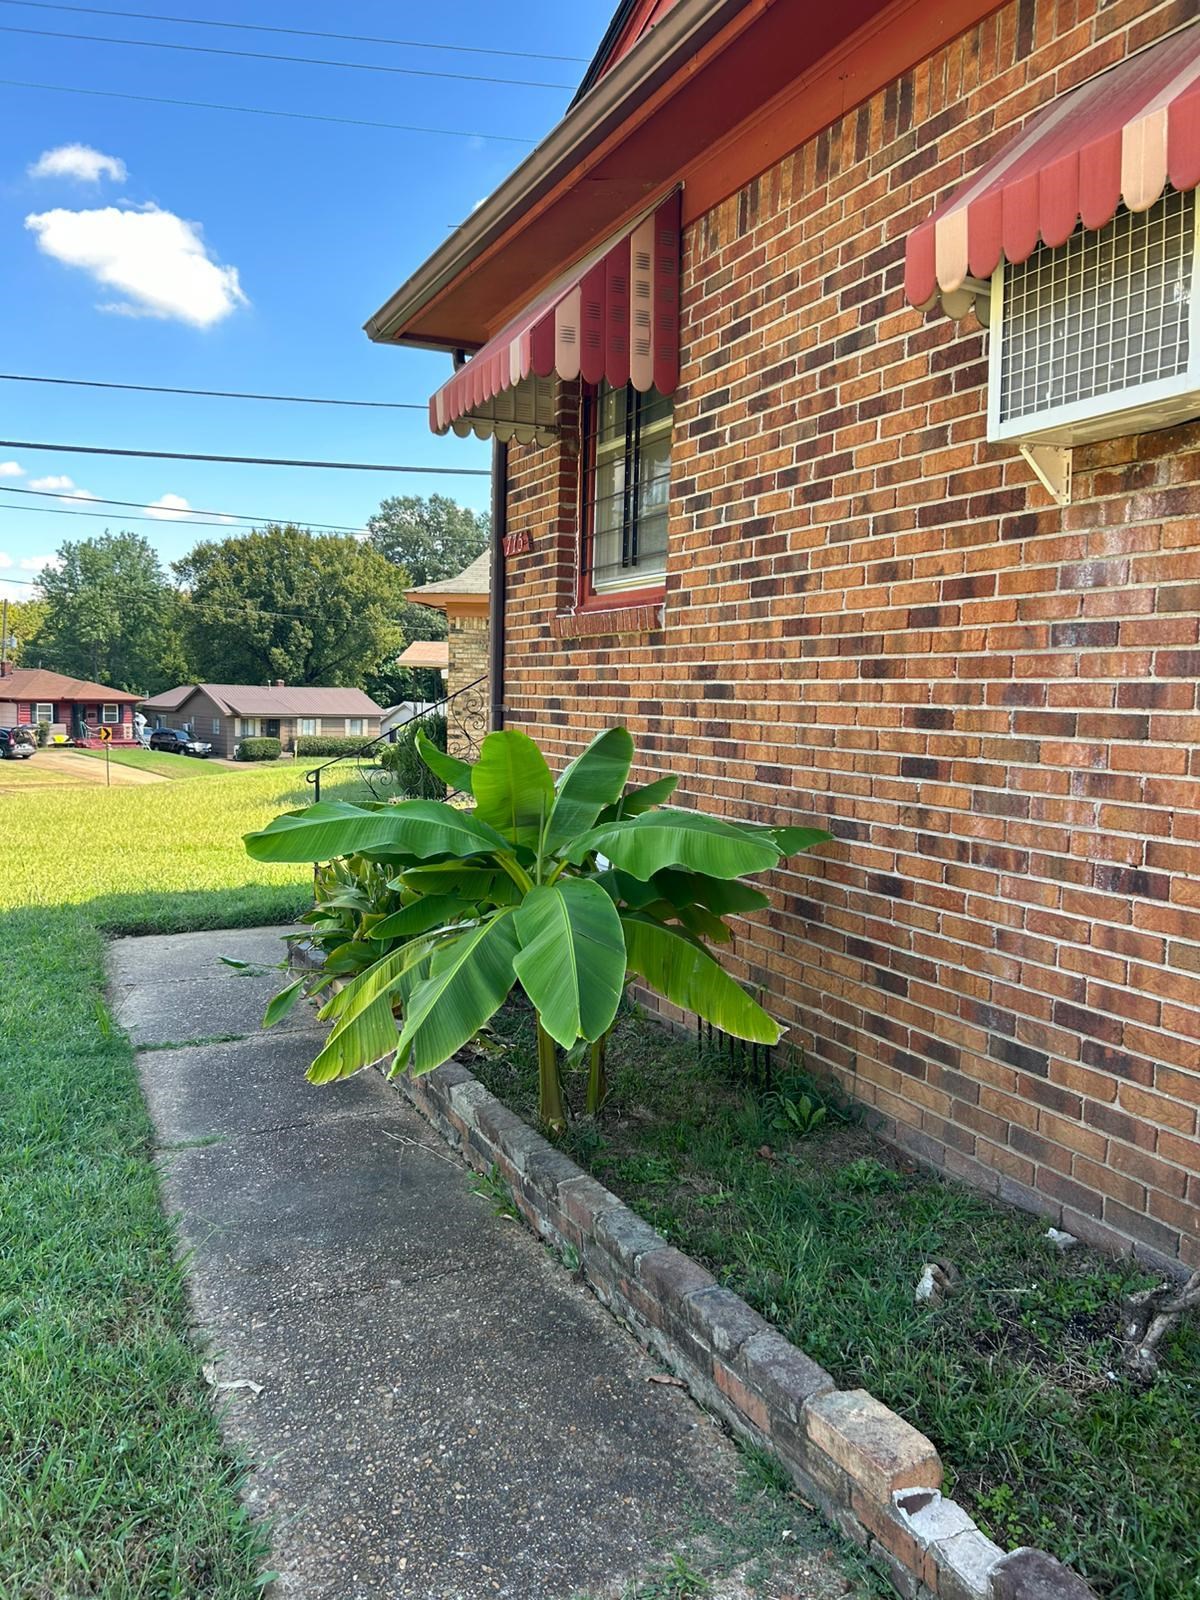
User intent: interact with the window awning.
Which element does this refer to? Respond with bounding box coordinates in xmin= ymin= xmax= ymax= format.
xmin=905 ymin=25 xmax=1200 ymax=318
xmin=429 ymin=191 xmax=681 ymax=443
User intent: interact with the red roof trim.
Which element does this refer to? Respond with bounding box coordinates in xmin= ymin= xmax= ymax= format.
xmin=905 ymin=23 xmax=1200 ymax=311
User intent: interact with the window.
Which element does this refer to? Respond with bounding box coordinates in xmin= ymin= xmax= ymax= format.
xmin=988 ymin=187 xmax=1200 ymax=447
xmin=581 ymin=381 xmax=672 ymax=596
xmin=34 ymin=702 xmax=54 ymax=724
xmin=101 ymin=704 xmax=119 ymax=723
xmin=345 ymin=718 xmax=364 ymax=736
xmin=236 ymin=717 xmax=260 ymax=737
xmin=299 ymin=718 xmax=319 ymax=736
xmin=212 ymin=717 xmax=220 ymax=735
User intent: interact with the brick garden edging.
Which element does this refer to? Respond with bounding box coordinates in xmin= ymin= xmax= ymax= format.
xmin=390 ymin=1055 xmax=1102 ymax=1600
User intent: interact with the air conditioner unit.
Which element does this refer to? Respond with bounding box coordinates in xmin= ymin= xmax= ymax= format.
xmin=987 ymin=186 xmax=1200 ymax=452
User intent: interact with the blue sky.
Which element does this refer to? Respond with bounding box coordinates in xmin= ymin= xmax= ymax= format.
xmin=0 ymin=1 xmax=606 ymax=595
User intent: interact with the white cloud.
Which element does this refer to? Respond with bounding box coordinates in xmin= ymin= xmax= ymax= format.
xmin=0 ymin=578 xmax=31 ymax=602
xmin=24 ymin=204 xmax=248 ymax=327
xmin=0 ymin=552 xmax=13 ymax=569
xmin=0 ymin=462 xmax=23 ymax=478
xmin=29 ymin=144 xmax=128 ymax=183
xmin=143 ymin=493 xmax=234 ymax=524
xmin=20 ymin=554 xmax=60 ymax=572
xmin=26 ymin=474 xmax=98 ymax=504
xmin=29 ymin=474 xmax=74 ymax=492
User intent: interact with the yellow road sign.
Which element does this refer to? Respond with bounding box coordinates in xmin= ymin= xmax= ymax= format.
xmin=98 ymin=726 xmax=112 ymax=742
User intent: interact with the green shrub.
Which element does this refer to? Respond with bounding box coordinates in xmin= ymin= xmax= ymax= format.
xmin=378 ymin=713 xmax=448 ymax=798
xmin=237 ymin=736 xmax=281 ymax=762
xmin=35 ymin=721 xmax=50 ymax=747
xmin=295 ymin=735 xmax=376 ymax=757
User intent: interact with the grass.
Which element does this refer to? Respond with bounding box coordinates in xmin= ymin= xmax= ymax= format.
xmin=0 ymin=763 xmax=373 ymax=1597
xmin=469 ymin=1002 xmax=1200 ymax=1600
xmin=71 ymin=746 xmax=230 ymax=779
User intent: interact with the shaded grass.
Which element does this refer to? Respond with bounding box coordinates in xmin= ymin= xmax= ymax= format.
xmin=470 ymin=1002 xmax=1200 ymax=1600
xmin=0 ymin=765 xmax=372 ymax=1596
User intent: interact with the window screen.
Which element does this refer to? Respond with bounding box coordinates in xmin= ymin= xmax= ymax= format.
xmin=998 ymin=187 xmax=1195 ymax=426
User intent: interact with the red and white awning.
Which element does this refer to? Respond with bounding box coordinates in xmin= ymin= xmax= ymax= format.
xmin=905 ymin=24 xmax=1200 ymax=318
xmin=429 ymin=191 xmax=681 ymax=443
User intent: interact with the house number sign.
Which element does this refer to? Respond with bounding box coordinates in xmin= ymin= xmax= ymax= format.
xmin=502 ymin=531 xmax=532 ymax=557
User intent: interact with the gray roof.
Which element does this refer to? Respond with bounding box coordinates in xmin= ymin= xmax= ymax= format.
xmin=407 ymin=548 xmax=490 ymax=600
xmin=140 ymin=683 xmax=383 ymax=716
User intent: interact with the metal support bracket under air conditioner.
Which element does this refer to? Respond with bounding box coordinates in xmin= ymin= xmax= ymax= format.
xmin=1019 ymin=442 xmax=1072 ymax=506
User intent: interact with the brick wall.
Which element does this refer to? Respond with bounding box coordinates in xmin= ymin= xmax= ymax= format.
xmin=498 ymin=0 xmax=1200 ymax=1272
xmin=447 ymin=613 xmax=489 ymax=699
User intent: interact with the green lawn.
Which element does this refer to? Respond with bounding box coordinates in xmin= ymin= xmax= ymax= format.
xmin=0 ymin=765 xmax=370 ymax=1597
xmin=470 ymin=1004 xmax=1200 ymax=1600
xmin=72 ymin=746 xmax=231 ymax=779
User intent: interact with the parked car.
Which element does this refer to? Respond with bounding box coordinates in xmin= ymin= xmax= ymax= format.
xmin=0 ymin=726 xmax=35 ymax=760
xmin=148 ymin=728 xmax=213 ymax=758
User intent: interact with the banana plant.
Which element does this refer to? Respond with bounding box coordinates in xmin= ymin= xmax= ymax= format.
xmin=243 ymin=726 xmax=830 ymax=1131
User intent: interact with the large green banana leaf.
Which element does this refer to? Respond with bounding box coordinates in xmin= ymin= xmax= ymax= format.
xmin=373 ymin=894 xmax=473 ymax=941
xmin=244 ymin=799 xmax=509 ymax=863
xmin=393 ymin=908 xmax=520 ymax=1076
xmin=570 ymin=808 xmax=783 ymax=880
xmin=621 ymin=912 xmax=781 ymax=1044
xmin=597 ymin=774 xmax=678 ymax=822
xmin=650 ymin=868 xmax=771 ymax=916
xmin=543 ymin=727 xmax=634 ymax=853
xmin=318 ymin=935 xmax=436 ymax=1025
xmin=308 ymin=986 xmax=402 ymax=1083
xmin=415 ymin=727 xmax=474 ymax=792
xmin=513 ymin=879 xmax=626 ymax=1047
xmin=470 ymin=730 xmax=554 ymax=844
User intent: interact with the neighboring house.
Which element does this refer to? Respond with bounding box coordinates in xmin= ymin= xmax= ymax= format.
xmin=140 ymin=682 xmax=383 ymax=758
xmin=0 ymin=662 xmax=140 ymax=743
xmin=367 ymin=2 xmax=1200 ymax=1270
xmin=406 ymin=549 xmax=491 ymax=702
xmin=381 ymin=700 xmax=436 ymax=737
xmin=394 ymin=640 xmax=449 ymax=677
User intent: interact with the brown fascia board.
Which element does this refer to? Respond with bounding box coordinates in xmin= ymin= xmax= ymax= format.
xmin=363 ymin=0 xmax=750 ymax=350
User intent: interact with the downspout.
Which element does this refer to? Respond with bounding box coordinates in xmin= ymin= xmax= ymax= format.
xmin=488 ymin=438 xmax=507 ymax=732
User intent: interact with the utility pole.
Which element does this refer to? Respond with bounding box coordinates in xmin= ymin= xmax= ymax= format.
xmin=1 ymin=598 xmax=8 ymax=674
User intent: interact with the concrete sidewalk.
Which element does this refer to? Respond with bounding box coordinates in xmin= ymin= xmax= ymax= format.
xmin=111 ymin=925 xmax=859 ymax=1600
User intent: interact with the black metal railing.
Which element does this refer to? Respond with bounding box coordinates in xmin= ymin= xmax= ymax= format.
xmin=305 ymin=675 xmax=489 ymax=804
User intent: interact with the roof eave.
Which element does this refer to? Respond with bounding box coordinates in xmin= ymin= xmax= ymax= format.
xmin=363 ymin=0 xmax=748 ymax=349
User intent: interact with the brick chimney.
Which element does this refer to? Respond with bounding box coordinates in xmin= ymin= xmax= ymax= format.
xmin=0 ymin=659 xmax=12 ymax=679
xmin=274 ymin=678 xmax=285 ymax=688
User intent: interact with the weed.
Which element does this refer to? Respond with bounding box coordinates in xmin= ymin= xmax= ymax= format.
xmin=470 ymin=1163 xmax=519 ymax=1220
xmin=838 ymin=1158 xmax=902 ymax=1196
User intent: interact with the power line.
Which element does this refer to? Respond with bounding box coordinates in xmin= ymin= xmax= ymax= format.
xmin=0 ymin=0 xmax=589 ymax=63
xmin=0 ymin=500 xmax=339 ymax=536
xmin=0 ymin=483 xmax=366 ymax=534
xmin=0 ymin=440 xmax=491 ymax=474
xmin=0 ymin=372 xmax=429 ymax=410
xmin=0 ymin=23 xmax=575 ymax=89
xmin=0 ymin=77 xmax=538 ymax=143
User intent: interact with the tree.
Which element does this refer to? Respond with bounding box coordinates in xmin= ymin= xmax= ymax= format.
xmin=32 ymin=531 xmax=187 ymax=693
xmin=365 ymin=494 xmax=489 ymax=588
xmin=1 ymin=595 xmax=49 ymax=665
xmin=175 ymin=525 xmax=409 ymax=688
xmin=364 ymin=494 xmax=490 ymax=706
xmin=245 ymin=726 xmax=830 ymax=1130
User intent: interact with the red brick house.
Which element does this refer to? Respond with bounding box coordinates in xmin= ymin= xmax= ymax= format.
xmin=0 ymin=663 xmax=140 ymax=743
xmin=367 ymin=0 xmax=1200 ymax=1272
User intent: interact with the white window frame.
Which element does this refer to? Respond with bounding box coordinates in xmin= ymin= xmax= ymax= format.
xmin=987 ymin=191 xmax=1200 ymax=449
xmin=101 ymin=703 xmax=120 ymax=723
xmin=298 ymin=718 xmax=319 ymax=736
xmin=34 ymin=702 xmax=54 ymax=723
xmin=236 ymin=717 xmax=261 ymax=737
xmin=344 ymin=718 xmax=364 ymax=735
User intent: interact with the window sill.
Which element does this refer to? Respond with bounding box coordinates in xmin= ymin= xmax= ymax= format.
xmin=553 ymin=589 xmax=665 ymax=639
